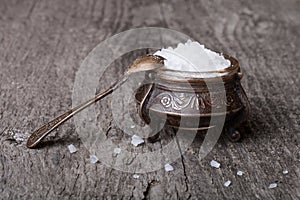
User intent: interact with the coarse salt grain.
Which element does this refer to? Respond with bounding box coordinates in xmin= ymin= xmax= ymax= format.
xmin=224 ymin=180 xmax=231 ymax=187
xmin=210 ymin=160 xmax=221 ymax=168
xmin=237 ymin=170 xmax=244 ymax=176
xmin=114 ymin=147 xmax=122 ymax=154
xmin=130 ymin=124 xmax=136 ymax=129
xmin=90 ymin=155 xmax=99 ymax=164
xmin=283 ymin=170 xmax=288 ymax=174
xmin=133 ymin=174 xmax=140 ymax=179
xmin=131 ymin=135 xmax=144 ymax=147
xmin=68 ymin=144 xmax=77 ymax=153
xmin=9 ymin=129 xmax=30 ymax=143
xmin=268 ymin=183 xmax=277 ymax=189
xmin=154 ymin=40 xmax=230 ymax=77
xmin=164 ymin=164 xmax=174 ymax=172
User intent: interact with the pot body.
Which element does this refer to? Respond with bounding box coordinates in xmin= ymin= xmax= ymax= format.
xmin=135 ymin=55 xmax=250 ymax=140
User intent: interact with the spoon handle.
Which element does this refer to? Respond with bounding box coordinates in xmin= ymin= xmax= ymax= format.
xmin=26 ymin=109 xmax=74 ymax=148
xmin=26 ymin=75 xmax=128 ymax=148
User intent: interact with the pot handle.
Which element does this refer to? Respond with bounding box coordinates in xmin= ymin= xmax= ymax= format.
xmin=237 ymin=67 xmax=244 ymax=79
xmin=138 ymin=83 xmax=154 ymax=124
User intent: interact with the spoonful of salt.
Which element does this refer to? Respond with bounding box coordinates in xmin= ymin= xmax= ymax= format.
xmin=26 ymin=55 xmax=165 ymax=148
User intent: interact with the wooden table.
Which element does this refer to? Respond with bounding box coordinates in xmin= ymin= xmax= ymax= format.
xmin=0 ymin=0 xmax=299 ymax=199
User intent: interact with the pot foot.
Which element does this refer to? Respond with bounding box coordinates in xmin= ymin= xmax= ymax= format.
xmin=147 ymin=133 xmax=160 ymax=143
xmin=226 ymin=128 xmax=241 ymax=142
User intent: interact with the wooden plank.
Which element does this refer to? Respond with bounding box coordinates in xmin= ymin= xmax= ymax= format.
xmin=0 ymin=0 xmax=299 ymax=199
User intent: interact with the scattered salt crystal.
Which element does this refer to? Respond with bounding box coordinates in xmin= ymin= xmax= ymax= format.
xmin=268 ymin=183 xmax=277 ymax=189
xmin=90 ymin=155 xmax=99 ymax=164
xmin=283 ymin=170 xmax=288 ymax=174
xmin=68 ymin=144 xmax=77 ymax=153
xmin=130 ymin=124 xmax=136 ymax=129
xmin=154 ymin=40 xmax=230 ymax=77
xmin=210 ymin=160 xmax=221 ymax=168
xmin=133 ymin=174 xmax=140 ymax=179
xmin=114 ymin=147 xmax=122 ymax=154
xmin=164 ymin=164 xmax=174 ymax=172
xmin=9 ymin=129 xmax=30 ymax=143
xmin=131 ymin=135 xmax=144 ymax=147
xmin=237 ymin=170 xmax=244 ymax=176
xmin=224 ymin=180 xmax=231 ymax=187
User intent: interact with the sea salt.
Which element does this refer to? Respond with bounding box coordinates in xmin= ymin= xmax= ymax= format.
xmin=15 ymin=131 xmax=30 ymax=143
xmin=268 ymin=183 xmax=277 ymax=189
xmin=68 ymin=144 xmax=77 ymax=153
xmin=8 ymin=129 xmax=30 ymax=143
xmin=131 ymin=135 xmax=144 ymax=147
xmin=237 ymin=170 xmax=244 ymax=176
xmin=90 ymin=155 xmax=99 ymax=164
xmin=210 ymin=160 xmax=221 ymax=168
xmin=283 ymin=170 xmax=288 ymax=175
xmin=130 ymin=124 xmax=136 ymax=129
xmin=224 ymin=180 xmax=231 ymax=187
xmin=164 ymin=164 xmax=174 ymax=172
xmin=154 ymin=40 xmax=230 ymax=77
xmin=133 ymin=174 xmax=140 ymax=179
xmin=114 ymin=147 xmax=122 ymax=154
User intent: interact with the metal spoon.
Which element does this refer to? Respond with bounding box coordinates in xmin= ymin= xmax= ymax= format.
xmin=26 ymin=55 xmax=165 ymax=148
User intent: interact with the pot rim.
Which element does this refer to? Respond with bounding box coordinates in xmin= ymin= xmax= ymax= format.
xmin=155 ymin=54 xmax=239 ymax=82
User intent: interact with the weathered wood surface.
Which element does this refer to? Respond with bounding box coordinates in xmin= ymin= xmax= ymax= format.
xmin=0 ymin=0 xmax=299 ymax=199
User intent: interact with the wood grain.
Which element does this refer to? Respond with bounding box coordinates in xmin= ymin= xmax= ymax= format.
xmin=0 ymin=0 xmax=299 ymax=199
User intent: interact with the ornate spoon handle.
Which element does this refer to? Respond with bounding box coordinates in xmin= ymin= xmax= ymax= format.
xmin=26 ymin=75 xmax=128 ymax=148
xmin=26 ymin=110 xmax=74 ymax=148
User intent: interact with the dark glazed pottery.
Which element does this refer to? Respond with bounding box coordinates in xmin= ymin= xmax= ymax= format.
xmin=135 ymin=54 xmax=250 ymax=142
